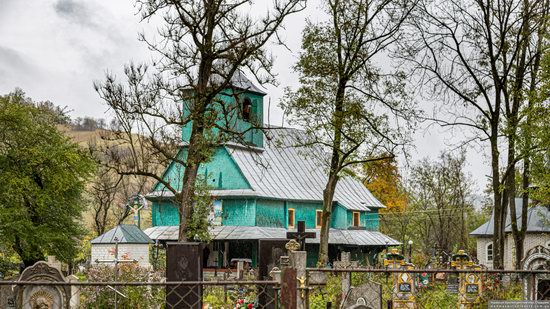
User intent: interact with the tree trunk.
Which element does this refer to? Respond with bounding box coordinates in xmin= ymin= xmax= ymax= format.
xmin=318 ymin=173 xmax=339 ymax=265
xmin=318 ymin=80 xmax=346 ymax=266
xmin=178 ymin=108 xmax=207 ymax=241
xmin=491 ymin=123 xmax=506 ymax=269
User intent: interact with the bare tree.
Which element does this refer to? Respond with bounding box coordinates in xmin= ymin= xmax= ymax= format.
xmin=408 ymin=152 xmax=474 ymax=254
xmin=94 ymin=0 xmax=306 ymax=241
xmin=398 ymin=0 xmax=549 ymax=269
xmin=88 ymin=149 xmax=153 ymax=236
xmin=281 ymin=0 xmax=417 ymax=265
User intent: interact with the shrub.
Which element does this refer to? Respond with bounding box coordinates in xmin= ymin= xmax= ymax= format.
xmin=80 ymin=260 xmax=164 ymax=308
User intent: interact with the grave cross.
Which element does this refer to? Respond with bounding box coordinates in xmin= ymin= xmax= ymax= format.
xmin=95 ymin=237 xmax=138 ymax=309
xmin=286 ymin=221 xmax=316 ymax=251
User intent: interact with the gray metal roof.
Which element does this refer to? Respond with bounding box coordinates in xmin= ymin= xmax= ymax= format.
xmin=229 ymin=70 xmax=267 ymax=95
xmin=226 ymin=128 xmax=385 ymax=211
xmin=470 ymin=199 xmax=550 ymax=236
xmin=143 ymin=225 xmax=400 ymax=246
xmin=91 ymin=225 xmax=152 ymax=244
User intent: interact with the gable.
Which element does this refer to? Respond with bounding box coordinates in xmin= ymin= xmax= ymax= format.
xmin=153 ymin=146 xmax=251 ymax=193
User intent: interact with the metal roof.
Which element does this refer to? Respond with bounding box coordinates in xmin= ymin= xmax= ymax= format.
xmin=229 ymin=70 xmax=267 ymax=95
xmin=470 ymin=199 xmax=550 ymax=236
xmin=143 ymin=225 xmax=400 ymax=246
xmin=147 ymin=128 xmax=386 ymax=211
xmin=225 ymin=128 xmax=385 ymax=211
xmin=91 ymin=225 xmax=152 ymax=244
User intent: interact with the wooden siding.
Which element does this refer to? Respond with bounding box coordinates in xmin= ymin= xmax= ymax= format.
xmin=153 ymin=146 xmax=251 ymax=192
xmin=222 ymin=199 xmax=256 ymax=226
xmin=181 ymin=89 xmax=264 ymax=148
xmin=256 ymin=199 xmax=285 ymax=227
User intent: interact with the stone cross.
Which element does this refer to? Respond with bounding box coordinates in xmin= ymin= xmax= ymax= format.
xmin=286 ymin=221 xmax=316 ymax=251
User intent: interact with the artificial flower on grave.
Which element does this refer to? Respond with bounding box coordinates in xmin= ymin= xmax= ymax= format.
xmin=233 ymin=298 xmax=255 ymax=309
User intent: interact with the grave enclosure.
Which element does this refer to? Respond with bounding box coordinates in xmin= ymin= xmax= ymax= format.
xmin=157 ymin=222 xmax=550 ymax=308
xmin=1 ymin=223 xmax=549 ymax=308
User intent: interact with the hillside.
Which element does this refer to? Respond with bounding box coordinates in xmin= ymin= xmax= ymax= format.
xmin=61 ymin=126 xmax=156 ymax=235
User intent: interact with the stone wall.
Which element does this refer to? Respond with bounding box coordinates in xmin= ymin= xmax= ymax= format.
xmin=91 ymin=243 xmax=150 ymax=267
xmin=476 ymin=233 xmax=550 ymax=269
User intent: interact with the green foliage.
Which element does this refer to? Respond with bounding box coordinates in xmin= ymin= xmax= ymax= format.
xmin=0 ymin=90 xmax=95 ymax=266
xmin=185 ymin=177 xmax=214 ymax=242
xmin=80 ymin=263 xmax=164 ymax=308
xmin=309 ymin=274 xmax=342 ymax=309
xmin=415 ymin=284 xmax=458 ymax=309
xmin=0 ymin=245 xmax=20 ymax=279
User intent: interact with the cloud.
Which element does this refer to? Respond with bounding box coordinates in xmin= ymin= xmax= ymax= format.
xmin=53 ymin=0 xmax=97 ymax=28
xmin=0 ymin=46 xmax=32 ymax=73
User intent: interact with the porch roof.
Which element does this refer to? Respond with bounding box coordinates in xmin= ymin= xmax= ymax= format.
xmin=143 ymin=225 xmax=401 ymax=246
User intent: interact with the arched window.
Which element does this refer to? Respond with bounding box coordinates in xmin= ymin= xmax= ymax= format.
xmin=242 ymin=97 xmax=252 ymax=121
xmin=486 ymin=242 xmax=493 ymax=262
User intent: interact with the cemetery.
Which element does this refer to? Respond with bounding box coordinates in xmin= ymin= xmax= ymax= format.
xmin=2 ymin=0 xmax=550 ymax=308
xmin=1 ymin=230 xmax=549 ymax=308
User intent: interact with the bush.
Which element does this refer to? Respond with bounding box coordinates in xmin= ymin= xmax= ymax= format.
xmin=80 ymin=260 xmax=164 ymax=308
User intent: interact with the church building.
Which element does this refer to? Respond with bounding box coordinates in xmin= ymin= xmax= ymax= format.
xmin=143 ymin=72 xmax=399 ymax=268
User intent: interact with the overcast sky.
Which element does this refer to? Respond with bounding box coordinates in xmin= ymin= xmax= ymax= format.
xmin=0 ymin=0 xmax=491 ymax=194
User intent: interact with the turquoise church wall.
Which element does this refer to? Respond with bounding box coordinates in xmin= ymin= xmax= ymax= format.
xmin=256 ymin=200 xmax=285 ymax=227
xmin=152 ymin=200 xmax=180 ymax=226
xmin=152 ymin=196 xmax=381 ymax=231
xmin=363 ymin=209 xmax=379 ymax=231
xmin=331 ymin=204 xmax=348 ymax=229
xmin=153 ymin=146 xmax=251 ymax=193
xmin=287 ymin=201 xmax=322 ymax=229
xmin=222 ymin=199 xmax=257 ymax=226
xmin=181 ymin=90 xmax=265 ymax=148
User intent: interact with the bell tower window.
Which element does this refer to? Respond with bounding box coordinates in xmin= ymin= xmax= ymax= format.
xmin=242 ymin=97 xmax=252 ymax=121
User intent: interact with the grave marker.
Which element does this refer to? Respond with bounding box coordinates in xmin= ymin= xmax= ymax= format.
xmin=15 ymin=261 xmax=71 ymax=309
xmin=258 ymin=239 xmax=288 ymax=309
xmin=383 ymin=248 xmax=415 ymax=309
xmin=451 ymin=250 xmax=482 ymax=309
xmin=166 ymin=242 xmax=203 ymax=309
xmin=94 ymin=237 xmax=138 ymax=309
xmin=286 ymin=221 xmax=316 ymax=251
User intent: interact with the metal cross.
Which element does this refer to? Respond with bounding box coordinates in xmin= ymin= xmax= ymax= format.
xmin=95 ymin=237 xmax=138 ymax=309
xmin=286 ymin=221 xmax=316 ymax=251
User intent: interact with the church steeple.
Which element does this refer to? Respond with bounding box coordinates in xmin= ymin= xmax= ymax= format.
xmin=181 ymin=71 xmax=266 ymax=148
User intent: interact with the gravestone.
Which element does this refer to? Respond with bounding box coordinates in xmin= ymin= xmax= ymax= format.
xmin=258 ymin=239 xmax=288 ymax=308
xmin=15 ymin=261 xmax=71 ymax=309
xmin=166 ymin=242 xmax=203 ymax=309
xmin=0 ymin=284 xmax=16 ymax=308
xmin=258 ymin=239 xmax=287 ymax=280
xmin=342 ymin=283 xmax=382 ymax=309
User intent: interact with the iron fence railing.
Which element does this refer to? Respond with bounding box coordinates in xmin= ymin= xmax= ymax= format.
xmin=0 ymin=280 xmax=279 ymax=309
xmin=305 ymin=268 xmax=550 ymax=309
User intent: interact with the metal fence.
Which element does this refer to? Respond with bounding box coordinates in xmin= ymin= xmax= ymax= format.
xmin=305 ymin=268 xmax=550 ymax=309
xmin=2 ymin=269 xmax=549 ymax=308
xmin=0 ymin=280 xmax=279 ymax=308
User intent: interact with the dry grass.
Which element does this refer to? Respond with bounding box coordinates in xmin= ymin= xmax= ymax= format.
xmin=62 ymin=127 xmax=155 ymax=235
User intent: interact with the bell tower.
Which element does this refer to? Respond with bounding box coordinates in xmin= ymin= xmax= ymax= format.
xmin=181 ymin=71 xmax=266 ymax=148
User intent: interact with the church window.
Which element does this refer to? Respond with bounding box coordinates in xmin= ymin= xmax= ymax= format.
xmin=316 ymin=210 xmax=323 ymax=228
xmin=242 ymin=97 xmax=252 ymax=121
xmin=288 ymin=208 xmax=295 ymax=229
xmin=352 ymin=212 xmax=360 ymax=227
xmin=486 ymin=242 xmax=493 ymax=262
